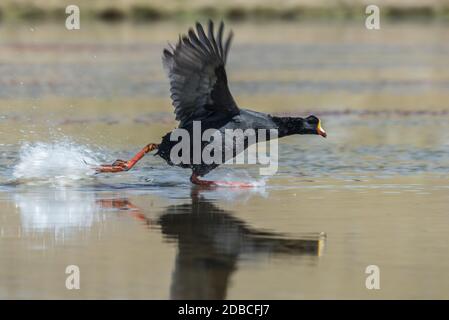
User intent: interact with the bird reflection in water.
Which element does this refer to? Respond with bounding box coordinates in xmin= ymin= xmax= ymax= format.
xmin=98 ymin=187 xmax=326 ymax=300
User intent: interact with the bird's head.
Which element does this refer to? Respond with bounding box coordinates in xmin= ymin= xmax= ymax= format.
xmin=272 ymin=114 xmax=327 ymax=138
xmin=301 ymin=115 xmax=327 ymax=138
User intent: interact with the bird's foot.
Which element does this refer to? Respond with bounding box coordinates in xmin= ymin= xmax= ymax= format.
xmin=94 ymin=143 xmax=158 ymax=174
xmin=95 ymin=159 xmax=130 ymax=173
xmin=213 ymin=181 xmax=255 ymax=188
xmin=190 ymin=174 xmax=255 ymax=188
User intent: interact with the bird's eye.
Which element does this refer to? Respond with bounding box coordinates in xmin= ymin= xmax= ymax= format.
xmin=307 ymin=116 xmax=319 ymax=124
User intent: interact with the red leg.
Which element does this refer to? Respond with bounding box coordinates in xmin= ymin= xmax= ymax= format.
xmin=190 ymin=173 xmax=217 ymax=187
xmin=190 ymin=173 xmax=255 ymax=188
xmin=96 ymin=143 xmax=158 ymax=173
xmin=97 ymin=199 xmax=152 ymax=226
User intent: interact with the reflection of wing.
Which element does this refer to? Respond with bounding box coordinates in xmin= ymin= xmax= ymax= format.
xmin=162 ymin=20 xmax=239 ymax=127
xmin=94 ymin=192 xmax=326 ymax=300
xmin=158 ymin=192 xmax=325 ymax=300
xmin=158 ymin=200 xmax=238 ymax=300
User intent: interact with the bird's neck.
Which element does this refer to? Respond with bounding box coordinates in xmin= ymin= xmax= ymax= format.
xmin=271 ymin=116 xmax=304 ymax=137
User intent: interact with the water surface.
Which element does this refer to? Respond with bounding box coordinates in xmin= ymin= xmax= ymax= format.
xmin=1 ymin=21 xmax=449 ymax=299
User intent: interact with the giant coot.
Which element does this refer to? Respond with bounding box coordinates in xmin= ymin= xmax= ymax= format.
xmin=97 ymin=20 xmax=327 ymax=186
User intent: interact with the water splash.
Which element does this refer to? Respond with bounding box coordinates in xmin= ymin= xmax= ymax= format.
xmin=207 ymin=168 xmax=269 ymax=188
xmin=12 ymin=140 xmax=101 ymax=186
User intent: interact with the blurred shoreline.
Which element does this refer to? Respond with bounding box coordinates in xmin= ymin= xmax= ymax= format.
xmin=0 ymin=1 xmax=449 ymax=23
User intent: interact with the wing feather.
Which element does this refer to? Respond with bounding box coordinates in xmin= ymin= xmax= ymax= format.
xmin=162 ymin=20 xmax=239 ymax=127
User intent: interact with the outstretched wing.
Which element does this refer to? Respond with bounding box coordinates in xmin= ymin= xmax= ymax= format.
xmin=162 ymin=20 xmax=239 ymax=127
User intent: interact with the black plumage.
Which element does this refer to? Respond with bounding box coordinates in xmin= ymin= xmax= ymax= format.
xmin=162 ymin=20 xmax=238 ymax=127
xmin=98 ymin=20 xmax=326 ymax=185
xmin=157 ymin=20 xmax=326 ymax=177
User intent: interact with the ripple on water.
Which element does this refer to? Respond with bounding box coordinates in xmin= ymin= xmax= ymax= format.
xmin=2 ymin=128 xmax=449 ymax=190
xmin=1 ymin=140 xmax=268 ymax=190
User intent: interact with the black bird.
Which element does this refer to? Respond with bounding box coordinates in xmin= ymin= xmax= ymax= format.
xmin=97 ymin=20 xmax=327 ymax=186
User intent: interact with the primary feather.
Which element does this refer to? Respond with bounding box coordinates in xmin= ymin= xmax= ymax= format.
xmin=162 ymin=20 xmax=239 ymax=128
